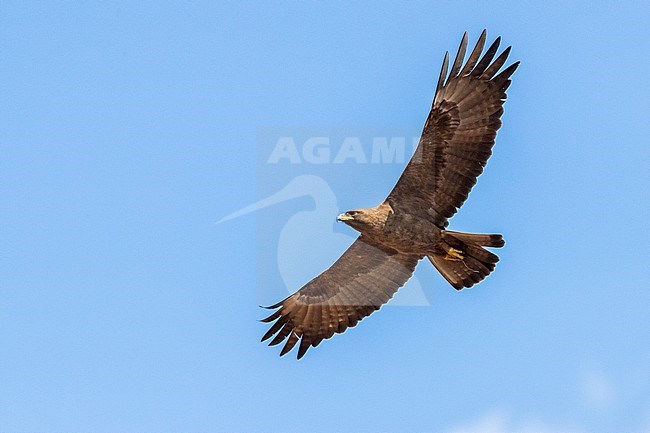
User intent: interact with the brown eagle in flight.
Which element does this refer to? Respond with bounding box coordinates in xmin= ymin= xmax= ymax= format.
xmin=262 ymin=30 xmax=519 ymax=359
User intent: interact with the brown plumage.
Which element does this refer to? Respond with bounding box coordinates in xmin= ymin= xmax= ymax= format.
xmin=262 ymin=30 xmax=519 ymax=359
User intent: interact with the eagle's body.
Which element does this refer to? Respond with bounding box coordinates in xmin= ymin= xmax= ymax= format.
xmin=343 ymin=202 xmax=442 ymax=254
xmin=262 ymin=31 xmax=519 ymax=359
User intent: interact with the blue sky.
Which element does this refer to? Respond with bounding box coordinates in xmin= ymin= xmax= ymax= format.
xmin=1 ymin=1 xmax=649 ymax=432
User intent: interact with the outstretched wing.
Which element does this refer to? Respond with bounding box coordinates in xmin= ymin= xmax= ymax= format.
xmin=261 ymin=237 xmax=420 ymax=359
xmin=387 ymin=30 xmax=519 ymax=227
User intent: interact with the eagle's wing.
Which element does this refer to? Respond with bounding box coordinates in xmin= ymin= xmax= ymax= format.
xmin=387 ymin=30 xmax=519 ymax=227
xmin=261 ymin=237 xmax=420 ymax=359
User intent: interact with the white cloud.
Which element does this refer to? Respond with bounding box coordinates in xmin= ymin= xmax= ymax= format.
xmin=445 ymin=410 xmax=508 ymax=433
xmin=581 ymin=367 xmax=616 ymax=409
xmin=638 ymin=409 xmax=650 ymax=433
xmin=445 ymin=410 xmax=585 ymax=433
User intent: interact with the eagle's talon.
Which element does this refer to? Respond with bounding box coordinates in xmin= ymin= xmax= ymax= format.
xmin=444 ymin=247 xmax=464 ymax=261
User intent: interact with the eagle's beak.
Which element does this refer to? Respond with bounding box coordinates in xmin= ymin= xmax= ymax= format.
xmin=337 ymin=213 xmax=354 ymax=222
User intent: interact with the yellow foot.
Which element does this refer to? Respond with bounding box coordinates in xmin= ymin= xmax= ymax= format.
xmin=444 ymin=247 xmax=464 ymax=261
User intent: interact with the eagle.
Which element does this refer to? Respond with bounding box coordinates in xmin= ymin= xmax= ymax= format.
xmin=262 ymin=30 xmax=519 ymax=359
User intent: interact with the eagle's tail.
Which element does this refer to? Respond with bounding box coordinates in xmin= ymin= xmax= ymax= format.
xmin=428 ymin=231 xmax=504 ymax=290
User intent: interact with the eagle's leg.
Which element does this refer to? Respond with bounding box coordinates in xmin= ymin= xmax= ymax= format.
xmin=444 ymin=247 xmax=464 ymax=261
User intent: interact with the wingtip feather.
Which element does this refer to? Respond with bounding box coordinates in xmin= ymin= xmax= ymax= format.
xmin=259 ymin=310 xmax=281 ymax=323
xmin=297 ymin=336 xmax=311 ymax=359
xmin=261 ymin=319 xmax=284 ymax=342
xmin=449 ymin=32 xmax=468 ymax=78
xmin=279 ymin=332 xmax=299 ymax=356
xmin=436 ymin=51 xmax=450 ymax=95
xmin=460 ymin=30 xmax=487 ymax=75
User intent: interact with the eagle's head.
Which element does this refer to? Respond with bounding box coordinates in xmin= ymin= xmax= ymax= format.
xmin=337 ymin=207 xmax=387 ymax=233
